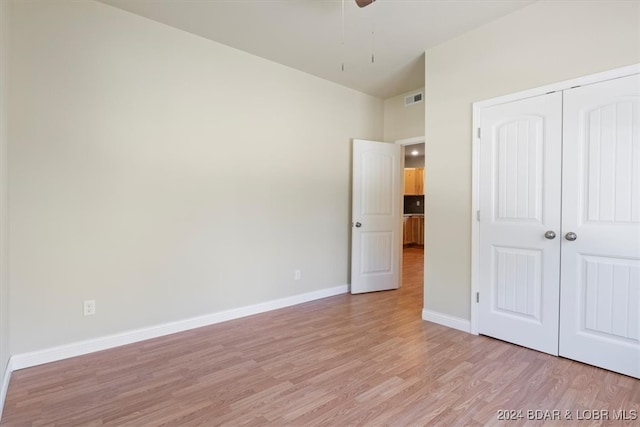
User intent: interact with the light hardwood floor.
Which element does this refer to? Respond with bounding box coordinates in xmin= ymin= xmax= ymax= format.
xmin=2 ymin=247 xmax=639 ymax=426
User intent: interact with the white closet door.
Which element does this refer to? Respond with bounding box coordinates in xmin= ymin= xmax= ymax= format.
xmin=478 ymin=92 xmax=563 ymax=355
xmin=560 ymin=74 xmax=640 ymax=378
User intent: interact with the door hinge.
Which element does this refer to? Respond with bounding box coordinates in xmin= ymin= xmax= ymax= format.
xmin=476 ymin=210 xmax=480 ymax=221
xmin=477 ymin=128 xmax=481 ymax=138
xmin=476 ymin=292 xmax=479 ymax=303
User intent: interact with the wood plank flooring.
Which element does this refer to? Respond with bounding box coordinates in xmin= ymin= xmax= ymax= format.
xmin=2 ymin=247 xmax=639 ymax=426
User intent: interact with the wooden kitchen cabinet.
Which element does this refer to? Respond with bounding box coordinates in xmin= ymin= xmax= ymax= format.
xmin=403 ymin=217 xmax=412 ymax=244
xmin=415 ymin=168 xmax=424 ymax=195
xmin=414 ymin=216 xmax=424 ymax=245
xmin=403 ymin=215 xmax=424 ymax=246
xmin=404 ymin=168 xmax=424 ymax=195
xmin=404 ymin=169 xmax=415 ymax=195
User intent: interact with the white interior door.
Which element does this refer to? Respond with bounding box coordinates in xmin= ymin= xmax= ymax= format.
xmin=559 ymin=74 xmax=640 ymax=378
xmin=351 ymin=139 xmax=402 ymax=294
xmin=478 ymin=93 xmax=563 ymax=355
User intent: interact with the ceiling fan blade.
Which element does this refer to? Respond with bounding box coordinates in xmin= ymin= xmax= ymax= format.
xmin=355 ymin=0 xmax=376 ymax=8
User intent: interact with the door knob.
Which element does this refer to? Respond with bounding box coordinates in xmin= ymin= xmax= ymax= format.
xmin=355 ymin=222 xmax=362 ymax=228
xmin=565 ymin=232 xmax=577 ymax=241
xmin=544 ymin=230 xmax=556 ymax=240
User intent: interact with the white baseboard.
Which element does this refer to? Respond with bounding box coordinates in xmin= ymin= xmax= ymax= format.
xmin=422 ymin=308 xmax=471 ymax=333
xmin=11 ymin=285 xmax=348 ymax=371
xmin=0 ymin=357 xmax=13 ymax=421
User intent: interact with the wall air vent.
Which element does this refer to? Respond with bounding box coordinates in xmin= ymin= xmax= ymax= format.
xmin=404 ymin=91 xmax=424 ymax=107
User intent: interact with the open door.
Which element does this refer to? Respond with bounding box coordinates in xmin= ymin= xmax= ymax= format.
xmin=351 ymin=139 xmax=402 ymax=294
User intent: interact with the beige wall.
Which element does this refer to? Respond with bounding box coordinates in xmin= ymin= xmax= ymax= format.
xmin=1 ymin=0 xmax=10 ymax=391
xmin=424 ymin=0 xmax=640 ymax=320
xmin=405 ymin=155 xmax=425 ymax=169
xmin=8 ymin=0 xmax=383 ymax=354
xmin=383 ymin=89 xmax=425 ymax=142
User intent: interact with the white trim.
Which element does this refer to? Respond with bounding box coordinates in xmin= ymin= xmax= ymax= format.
xmin=471 ymin=103 xmax=481 ymax=335
xmin=394 ymin=135 xmax=426 ymax=291
xmin=0 ymin=357 xmax=13 ymax=421
xmin=474 ymin=64 xmax=640 ymax=109
xmin=395 ymin=136 xmax=425 ymax=146
xmin=11 ymin=285 xmax=348 ymax=371
xmin=470 ymin=64 xmax=640 ymax=335
xmin=422 ymin=309 xmax=471 ymax=334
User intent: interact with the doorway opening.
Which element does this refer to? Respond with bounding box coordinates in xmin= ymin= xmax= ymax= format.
xmin=397 ymin=137 xmax=425 ymax=300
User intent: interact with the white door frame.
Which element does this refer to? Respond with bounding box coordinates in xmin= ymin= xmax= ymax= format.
xmin=470 ymin=64 xmax=640 ymax=335
xmin=395 ymin=136 xmax=425 ymax=287
xmin=396 ymin=136 xmax=425 ymax=147
xmin=396 ymin=135 xmax=426 ymax=241
xmin=395 ymin=136 xmax=426 ymax=176
xmin=395 ymin=136 xmax=425 ymax=172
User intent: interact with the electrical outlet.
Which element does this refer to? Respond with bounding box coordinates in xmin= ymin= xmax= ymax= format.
xmin=83 ymin=299 xmax=96 ymax=316
xmin=294 ymin=270 xmax=301 ymax=281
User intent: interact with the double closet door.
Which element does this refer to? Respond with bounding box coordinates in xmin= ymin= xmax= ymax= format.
xmin=478 ymin=74 xmax=640 ymax=378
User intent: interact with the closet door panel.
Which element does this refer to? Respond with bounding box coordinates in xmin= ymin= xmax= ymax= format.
xmin=478 ymin=92 xmax=562 ymax=356
xmin=560 ymin=73 xmax=640 ymax=378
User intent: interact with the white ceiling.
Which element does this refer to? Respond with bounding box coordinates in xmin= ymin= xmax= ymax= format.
xmin=98 ymin=0 xmax=535 ymax=99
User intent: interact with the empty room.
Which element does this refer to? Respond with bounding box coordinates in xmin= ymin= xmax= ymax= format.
xmin=0 ymin=0 xmax=639 ymax=425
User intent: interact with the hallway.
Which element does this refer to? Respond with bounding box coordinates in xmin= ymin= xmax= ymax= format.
xmin=402 ymin=245 xmax=424 ymax=295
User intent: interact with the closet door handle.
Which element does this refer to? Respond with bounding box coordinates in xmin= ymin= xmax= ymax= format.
xmin=565 ymin=232 xmax=577 ymax=241
xmin=544 ymin=230 xmax=556 ymax=240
